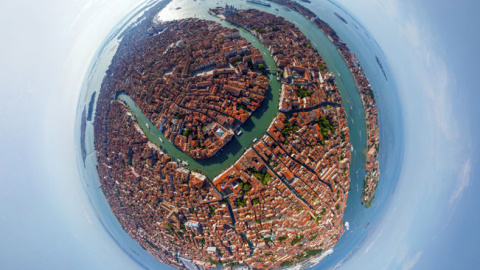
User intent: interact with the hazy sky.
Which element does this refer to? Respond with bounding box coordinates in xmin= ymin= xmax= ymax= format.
xmin=0 ymin=0 xmax=148 ymax=269
xmin=0 ymin=0 xmax=478 ymax=269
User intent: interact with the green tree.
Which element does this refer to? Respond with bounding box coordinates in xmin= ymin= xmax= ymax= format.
xmin=242 ymin=182 xmax=252 ymax=193
xmin=236 ymin=198 xmax=246 ymax=208
xmin=182 ymin=128 xmax=192 ymax=137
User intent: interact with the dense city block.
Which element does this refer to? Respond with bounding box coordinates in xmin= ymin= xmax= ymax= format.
xmin=267 ymin=0 xmax=381 ymax=205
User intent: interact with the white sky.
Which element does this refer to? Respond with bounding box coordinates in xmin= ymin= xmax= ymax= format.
xmin=332 ymin=0 xmax=476 ymax=269
xmin=0 ymin=0 xmax=148 ymax=269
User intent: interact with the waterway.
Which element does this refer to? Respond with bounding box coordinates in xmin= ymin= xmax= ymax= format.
xmin=75 ymin=0 xmax=404 ymax=269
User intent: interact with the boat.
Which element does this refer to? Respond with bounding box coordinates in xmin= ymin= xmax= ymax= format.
xmin=175 ymin=7 xmax=182 ymax=10
xmin=253 ymin=138 xmax=258 ymax=143
xmin=246 ymin=0 xmax=271 ymax=7
xmin=146 ymin=123 xmax=150 ymax=129
xmin=344 ymin=222 xmax=350 ymax=231
xmin=159 ymin=137 xmax=163 ymax=143
xmin=236 ymin=130 xmax=243 ymax=136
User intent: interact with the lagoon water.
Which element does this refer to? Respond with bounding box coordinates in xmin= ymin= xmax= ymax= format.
xmin=75 ymin=0 xmax=403 ymax=268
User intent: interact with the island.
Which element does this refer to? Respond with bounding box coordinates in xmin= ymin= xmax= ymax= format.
xmin=92 ymin=2 xmax=377 ymax=270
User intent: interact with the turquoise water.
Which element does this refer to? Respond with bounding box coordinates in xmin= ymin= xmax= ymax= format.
xmin=75 ymin=0 xmax=403 ymax=268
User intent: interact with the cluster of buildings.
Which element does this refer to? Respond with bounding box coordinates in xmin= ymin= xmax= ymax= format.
xmin=92 ymin=3 xmax=364 ymax=269
xmin=96 ymin=101 xmax=227 ymax=269
xmin=99 ymin=18 xmax=269 ymax=160
xmin=210 ymin=7 xmax=351 ymax=266
xmin=215 ymin=8 xmax=343 ymax=113
xmin=265 ymin=0 xmax=381 ymax=205
xmin=95 ymin=99 xmax=349 ymax=269
xmin=311 ymin=16 xmax=380 ymax=206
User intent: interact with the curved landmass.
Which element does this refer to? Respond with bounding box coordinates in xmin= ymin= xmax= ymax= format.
xmin=268 ymin=0 xmax=381 ymax=206
xmin=94 ymin=4 xmax=353 ymax=270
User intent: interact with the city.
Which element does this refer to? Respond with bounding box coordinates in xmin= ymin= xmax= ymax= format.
xmin=93 ymin=3 xmax=377 ymax=269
